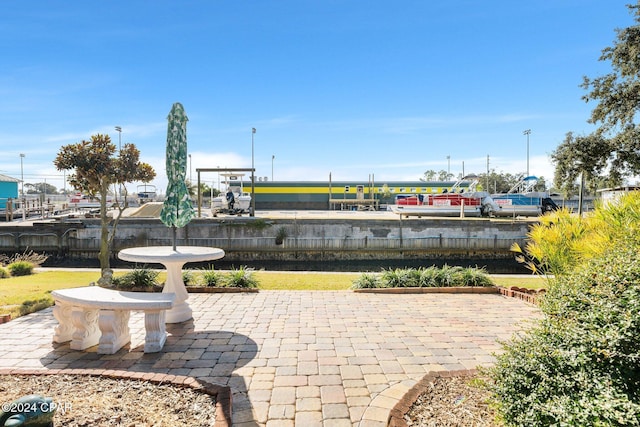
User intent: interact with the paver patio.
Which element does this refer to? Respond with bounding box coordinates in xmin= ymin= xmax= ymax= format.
xmin=0 ymin=291 xmax=539 ymax=426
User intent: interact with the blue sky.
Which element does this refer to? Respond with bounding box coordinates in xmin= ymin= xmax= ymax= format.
xmin=0 ymin=1 xmax=636 ymax=194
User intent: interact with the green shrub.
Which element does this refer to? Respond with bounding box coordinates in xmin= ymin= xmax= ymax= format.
xmin=0 ymin=250 xmax=48 ymax=268
xmin=487 ymin=248 xmax=640 ymax=426
xmin=457 ymin=266 xmax=493 ymax=287
xmin=275 ymin=227 xmax=288 ymax=245
xmin=19 ymin=297 xmax=53 ymax=316
xmin=512 ymin=192 xmax=640 ymax=277
xmin=0 ymin=267 xmax=9 ymax=279
xmin=201 ymin=268 xmax=224 ymax=287
xmin=417 ymin=266 xmax=439 ymax=287
xmin=350 ymin=273 xmax=383 ymax=289
xmin=224 ymin=266 xmax=259 ymax=288
xmin=182 ymin=270 xmax=194 ymax=285
xmin=354 ymin=266 xmax=495 ymax=288
xmin=435 ymin=264 xmax=466 ymax=286
xmin=8 ymin=261 xmax=34 ymax=276
xmin=381 ymin=268 xmax=419 ymax=288
xmin=111 ymin=268 xmax=159 ymax=290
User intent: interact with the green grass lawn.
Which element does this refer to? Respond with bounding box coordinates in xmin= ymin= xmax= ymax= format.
xmin=0 ymin=269 xmax=547 ymax=320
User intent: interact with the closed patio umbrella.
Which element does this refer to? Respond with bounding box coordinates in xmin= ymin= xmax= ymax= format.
xmin=160 ymin=102 xmax=194 ymax=250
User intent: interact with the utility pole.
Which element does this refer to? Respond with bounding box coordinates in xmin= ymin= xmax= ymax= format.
xmin=486 ymin=155 xmax=490 ymax=191
xmin=251 ymin=128 xmax=256 ymax=216
xmin=115 ymin=126 xmax=123 ymax=200
xmin=523 ymin=129 xmax=531 ymax=176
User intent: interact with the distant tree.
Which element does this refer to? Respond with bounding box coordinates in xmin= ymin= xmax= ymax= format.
xmin=199 ymin=182 xmax=212 ymax=198
xmin=551 ymin=132 xmax=613 ymax=197
xmin=477 ymin=170 xmax=523 ymax=193
xmin=578 ymin=3 xmax=640 ymax=184
xmin=420 ymin=170 xmax=437 ymax=181
xmin=420 ymin=169 xmax=453 ymax=181
xmin=54 ymin=134 xmax=155 ymax=275
xmin=24 ymin=182 xmax=57 ymax=194
xmin=378 ymin=184 xmax=392 ymax=203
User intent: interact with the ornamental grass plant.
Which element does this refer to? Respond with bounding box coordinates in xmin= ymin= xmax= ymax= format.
xmin=488 ymin=192 xmax=640 ymax=425
xmin=110 ymin=268 xmax=160 ymax=290
xmin=351 ymin=266 xmax=494 ymax=289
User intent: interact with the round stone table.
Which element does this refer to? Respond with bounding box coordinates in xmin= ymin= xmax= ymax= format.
xmin=118 ymin=246 xmax=225 ymax=323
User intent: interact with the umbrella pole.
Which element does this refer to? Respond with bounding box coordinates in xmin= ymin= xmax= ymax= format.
xmin=172 ymin=225 xmax=177 ymax=251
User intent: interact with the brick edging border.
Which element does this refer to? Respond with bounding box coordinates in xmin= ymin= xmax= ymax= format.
xmin=387 ymin=369 xmax=478 ymax=427
xmin=0 ymin=368 xmax=232 ymax=427
xmin=497 ymin=285 xmax=545 ymax=304
xmin=353 ymin=286 xmax=500 ymax=294
xmin=352 ymin=286 xmax=544 ymax=305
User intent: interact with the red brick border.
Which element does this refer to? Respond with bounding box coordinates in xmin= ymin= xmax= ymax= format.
xmin=497 ymin=286 xmax=545 ymax=304
xmin=353 ymin=287 xmax=500 ymax=294
xmin=387 ymin=369 xmax=477 ymax=427
xmin=0 ymin=368 xmax=232 ymax=427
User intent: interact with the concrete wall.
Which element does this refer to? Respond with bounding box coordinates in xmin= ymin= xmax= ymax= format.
xmin=0 ymin=217 xmax=531 ymax=263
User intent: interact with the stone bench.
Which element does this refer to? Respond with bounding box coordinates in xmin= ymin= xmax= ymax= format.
xmin=51 ymin=286 xmax=175 ymax=354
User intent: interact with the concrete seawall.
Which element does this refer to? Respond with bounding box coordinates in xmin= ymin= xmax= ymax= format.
xmin=0 ymin=211 xmax=534 ymax=268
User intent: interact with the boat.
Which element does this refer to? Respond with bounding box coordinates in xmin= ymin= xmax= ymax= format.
xmin=389 ymin=175 xmax=500 ymax=217
xmin=68 ymin=193 xmax=114 ymax=209
xmin=211 ymin=173 xmax=252 ymax=215
xmin=136 ymin=184 xmax=157 ymax=205
xmin=491 ymin=176 xmax=558 ymax=217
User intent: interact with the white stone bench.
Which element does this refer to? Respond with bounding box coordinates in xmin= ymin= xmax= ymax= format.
xmin=51 ymin=286 xmax=175 ymax=354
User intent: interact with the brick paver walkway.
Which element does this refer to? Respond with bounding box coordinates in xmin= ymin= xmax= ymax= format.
xmin=0 ymin=291 xmax=539 ymax=426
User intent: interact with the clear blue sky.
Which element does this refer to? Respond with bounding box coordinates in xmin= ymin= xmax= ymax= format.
xmin=0 ymin=1 xmax=636 ymax=193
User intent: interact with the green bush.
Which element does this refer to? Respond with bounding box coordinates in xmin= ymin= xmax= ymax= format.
xmin=435 ymin=264 xmax=464 ymax=286
xmin=0 ymin=267 xmax=9 ymax=279
xmin=487 ymin=248 xmax=640 ymax=426
xmin=275 ymin=227 xmax=288 ymax=245
xmin=381 ymin=268 xmax=420 ymax=288
xmin=417 ymin=266 xmax=439 ymax=287
xmin=351 ymin=266 xmax=495 ymax=289
xmin=111 ymin=268 xmax=160 ymax=290
xmin=19 ymin=298 xmax=53 ymax=316
xmin=182 ymin=270 xmax=194 ymax=285
xmin=8 ymin=261 xmax=34 ymax=276
xmin=224 ymin=266 xmax=259 ymax=288
xmin=350 ymin=273 xmax=383 ymax=289
xmin=0 ymin=250 xmax=48 ymax=268
xmin=512 ymin=192 xmax=640 ymax=277
xmin=200 ymin=268 xmax=224 ymax=287
xmin=457 ymin=266 xmax=493 ymax=287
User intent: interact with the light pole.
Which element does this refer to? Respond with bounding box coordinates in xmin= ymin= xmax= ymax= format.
xmin=188 ymin=154 xmax=192 ymax=183
xmin=523 ymin=129 xmax=531 ymax=176
xmin=115 ymin=126 xmax=122 ymax=151
xmin=271 ymin=155 xmax=275 ymax=181
xmin=115 ymin=126 xmax=122 ymax=199
xmin=251 ymin=128 xmax=256 ymax=216
xmin=19 ymin=153 xmax=25 ymax=196
xmin=446 ymin=155 xmax=450 ymax=178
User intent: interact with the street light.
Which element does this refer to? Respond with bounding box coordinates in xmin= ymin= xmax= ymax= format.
xmin=251 ymin=128 xmax=256 ymax=216
xmin=115 ymin=126 xmax=122 ymax=151
xmin=115 ymin=126 xmax=123 ymax=199
xmin=19 ymin=153 xmax=25 ymax=196
xmin=446 ymin=155 xmax=450 ymax=178
xmin=188 ymin=154 xmax=192 ymax=183
xmin=523 ymin=129 xmax=531 ymax=176
xmin=271 ymin=155 xmax=275 ymax=181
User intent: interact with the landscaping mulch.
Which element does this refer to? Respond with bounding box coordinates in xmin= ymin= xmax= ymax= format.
xmin=0 ymin=374 xmax=219 ymax=426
